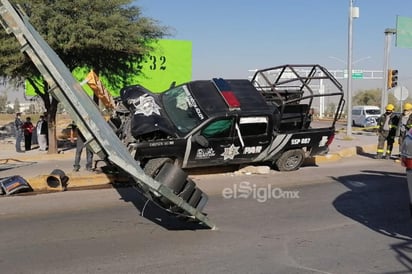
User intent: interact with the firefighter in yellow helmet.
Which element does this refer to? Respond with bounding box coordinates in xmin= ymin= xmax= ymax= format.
xmin=397 ymin=102 xmax=412 ymax=147
xmin=376 ymin=103 xmax=399 ymax=159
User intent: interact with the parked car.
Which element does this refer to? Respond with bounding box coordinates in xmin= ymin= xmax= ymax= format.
xmin=351 ymin=105 xmax=381 ymax=127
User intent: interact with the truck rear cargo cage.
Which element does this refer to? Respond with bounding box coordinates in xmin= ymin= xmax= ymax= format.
xmin=251 ymin=64 xmax=345 ymax=127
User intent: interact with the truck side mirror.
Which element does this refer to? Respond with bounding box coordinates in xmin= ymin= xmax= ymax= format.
xmin=193 ymin=135 xmax=209 ymax=147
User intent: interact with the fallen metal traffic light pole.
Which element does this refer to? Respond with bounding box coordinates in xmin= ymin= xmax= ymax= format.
xmin=0 ymin=0 xmax=216 ymax=229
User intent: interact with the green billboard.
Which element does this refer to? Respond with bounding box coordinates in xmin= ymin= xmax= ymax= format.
xmin=26 ymin=39 xmax=192 ymax=96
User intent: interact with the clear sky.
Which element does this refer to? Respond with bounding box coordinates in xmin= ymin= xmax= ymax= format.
xmin=136 ymin=0 xmax=412 ymax=91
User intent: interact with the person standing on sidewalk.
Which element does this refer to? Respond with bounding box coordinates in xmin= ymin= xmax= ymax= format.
xmin=22 ymin=117 xmax=34 ymax=151
xmin=376 ymin=103 xmax=399 ymax=159
xmin=70 ymin=122 xmax=93 ymax=172
xmin=397 ymin=102 xmax=412 ymax=148
xmin=36 ymin=115 xmax=48 ymax=151
xmin=14 ymin=112 xmax=24 ymax=152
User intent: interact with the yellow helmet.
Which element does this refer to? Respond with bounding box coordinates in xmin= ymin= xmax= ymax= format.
xmin=404 ymin=102 xmax=412 ymax=111
xmin=386 ymin=103 xmax=395 ymax=111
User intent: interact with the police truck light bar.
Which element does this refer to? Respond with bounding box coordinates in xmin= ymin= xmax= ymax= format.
xmin=212 ymin=78 xmax=241 ymax=110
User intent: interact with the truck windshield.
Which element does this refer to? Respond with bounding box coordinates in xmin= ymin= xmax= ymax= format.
xmin=162 ymin=85 xmax=206 ymax=134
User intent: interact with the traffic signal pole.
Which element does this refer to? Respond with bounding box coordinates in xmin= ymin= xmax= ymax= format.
xmin=346 ymin=0 xmax=359 ymax=137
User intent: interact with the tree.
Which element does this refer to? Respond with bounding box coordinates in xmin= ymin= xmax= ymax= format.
xmin=13 ymin=98 xmax=20 ymax=113
xmin=353 ymin=89 xmax=381 ymax=106
xmin=0 ymin=93 xmax=7 ymax=112
xmin=28 ymin=103 xmax=36 ymax=114
xmin=0 ymin=0 xmax=169 ymax=153
xmin=353 ymin=88 xmax=398 ymax=109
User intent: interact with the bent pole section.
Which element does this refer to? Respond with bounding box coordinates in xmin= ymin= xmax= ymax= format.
xmin=0 ymin=0 xmax=215 ymax=229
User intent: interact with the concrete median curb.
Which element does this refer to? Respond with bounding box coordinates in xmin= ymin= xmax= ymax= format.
xmin=10 ymin=143 xmax=381 ymax=193
xmin=30 ymin=146 xmax=376 ymax=193
xmin=27 ymin=172 xmax=130 ymax=192
xmin=314 ymin=144 xmax=377 ymax=164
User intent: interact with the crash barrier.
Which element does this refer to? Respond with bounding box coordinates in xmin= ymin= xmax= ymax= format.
xmin=46 ymin=169 xmax=69 ymax=190
xmin=0 ymin=175 xmax=32 ymax=195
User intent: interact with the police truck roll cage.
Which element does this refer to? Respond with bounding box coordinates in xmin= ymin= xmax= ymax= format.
xmin=251 ymin=64 xmax=345 ymax=129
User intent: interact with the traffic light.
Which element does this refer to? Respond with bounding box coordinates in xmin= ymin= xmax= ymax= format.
xmin=387 ymin=69 xmax=398 ymax=89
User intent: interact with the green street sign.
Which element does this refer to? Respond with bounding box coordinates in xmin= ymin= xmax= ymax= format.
xmin=343 ymin=69 xmax=364 ymax=79
xmin=352 ymin=72 xmax=363 ymax=79
xmin=397 ymin=16 xmax=412 ymax=48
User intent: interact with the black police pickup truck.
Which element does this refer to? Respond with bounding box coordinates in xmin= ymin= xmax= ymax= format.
xmin=110 ymin=64 xmax=344 ymax=173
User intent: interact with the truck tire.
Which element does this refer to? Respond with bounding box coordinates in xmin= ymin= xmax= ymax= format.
xmin=275 ymin=149 xmax=305 ymax=172
xmin=143 ymin=158 xmax=174 ymax=178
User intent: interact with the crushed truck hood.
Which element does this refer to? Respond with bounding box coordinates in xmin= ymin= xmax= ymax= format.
xmin=120 ymin=85 xmax=176 ymax=138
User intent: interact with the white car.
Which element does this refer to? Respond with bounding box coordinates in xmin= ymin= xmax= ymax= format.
xmin=351 ymin=105 xmax=381 ymax=127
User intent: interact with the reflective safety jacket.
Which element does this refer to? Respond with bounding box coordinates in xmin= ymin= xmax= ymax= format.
xmin=398 ymin=113 xmax=412 ymax=137
xmin=377 ymin=112 xmax=399 ymax=135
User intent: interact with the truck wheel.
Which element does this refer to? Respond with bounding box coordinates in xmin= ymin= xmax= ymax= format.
xmin=275 ymin=149 xmax=305 ymax=172
xmin=143 ymin=158 xmax=174 ymax=177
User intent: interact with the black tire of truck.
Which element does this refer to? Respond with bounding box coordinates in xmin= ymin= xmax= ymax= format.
xmin=143 ymin=158 xmax=174 ymax=178
xmin=275 ymin=149 xmax=305 ymax=172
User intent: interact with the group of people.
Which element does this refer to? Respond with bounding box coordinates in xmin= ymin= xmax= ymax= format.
xmin=14 ymin=113 xmax=93 ymax=172
xmin=376 ymin=102 xmax=412 ymax=159
xmin=14 ymin=112 xmax=48 ymax=153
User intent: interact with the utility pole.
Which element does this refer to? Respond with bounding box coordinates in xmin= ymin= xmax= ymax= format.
xmin=346 ymin=0 xmax=359 ymax=137
xmin=381 ymin=28 xmax=397 ymax=111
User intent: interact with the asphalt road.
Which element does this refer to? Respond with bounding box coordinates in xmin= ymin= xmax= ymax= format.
xmin=1 ymin=155 xmax=411 ymax=274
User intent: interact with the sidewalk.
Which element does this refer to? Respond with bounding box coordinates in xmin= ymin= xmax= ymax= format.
xmin=0 ymin=138 xmax=120 ymax=193
xmin=316 ymin=130 xmax=381 ymax=163
xmin=0 ymin=130 xmax=382 ymax=194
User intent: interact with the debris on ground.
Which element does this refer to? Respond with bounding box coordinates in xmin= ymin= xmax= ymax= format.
xmin=0 ymin=175 xmax=33 ymax=195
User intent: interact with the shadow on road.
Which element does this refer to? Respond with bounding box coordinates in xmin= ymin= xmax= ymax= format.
xmin=114 ymin=184 xmax=210 ymax=231
xmin=332 ymin=169 xmax=412 ymax=272
xmin=356 ymin=146 xmax=376 ymax=159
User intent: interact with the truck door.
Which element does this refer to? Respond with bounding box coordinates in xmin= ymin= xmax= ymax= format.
xmin=232 ymin=116 xmax=271 ymax=163
xmin=184 ymin=117 xmax=235 ymax=168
